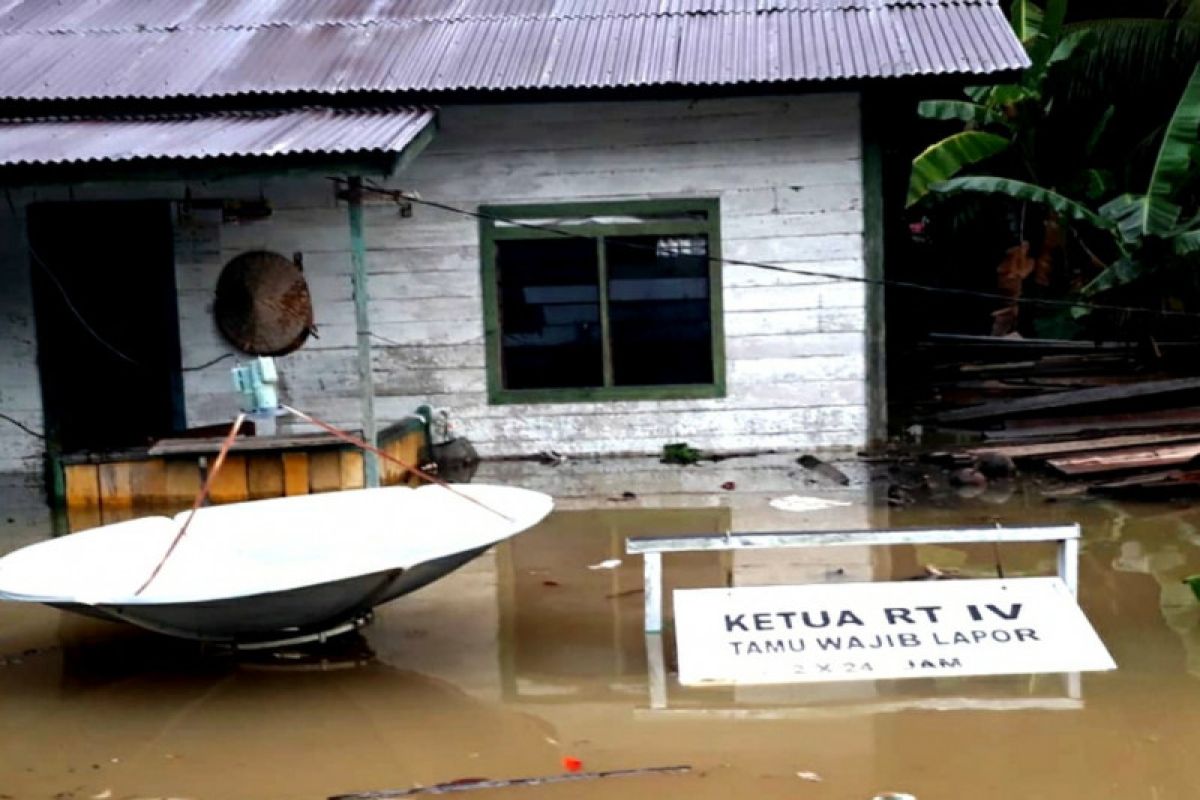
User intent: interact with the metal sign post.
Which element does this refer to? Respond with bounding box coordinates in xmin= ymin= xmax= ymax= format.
xmin=626 ymin=524 xmax=1086 ymax=710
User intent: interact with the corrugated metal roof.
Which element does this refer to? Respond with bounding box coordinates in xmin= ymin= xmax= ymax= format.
xmin=0 ymin=0 xmax=1027 ymax=101
xmin=0 ymin=1 xmax=1024 ymax=33
xmin=0 ymin=107 xmax=436 ymax=166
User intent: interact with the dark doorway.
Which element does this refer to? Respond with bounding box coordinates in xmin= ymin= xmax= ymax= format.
xmin=28 ymin=201 xmax=185 ymax=453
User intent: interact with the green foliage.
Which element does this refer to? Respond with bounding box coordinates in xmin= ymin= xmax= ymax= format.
xmin=1051 ymin=18 xmax=1200 ymax=109
xmin=1175 ymin=228 xmax=1200 ymax=255
xmin=1183 ymin=574 xmax=1200 ymax=602
xmin=1073 ymin=168 xmax=1115 ymax=200
xmin=910 ymin=0 xmax=1200 ymax=336
xmin=908 ymin=133 xmax=1012 ymax=207
xmin=908 ymin=0 xmax=1095 ymax=207
xmin=1144 ymin=63 xmax=1200 ymax=235
xmin=1011 ymin=0 xmax=1045 ymax=44
xmin=1022 ymin=0 xmax=1069 ymax=85
xmin=1083 ymin=105 xmax=1115 ymax=158
xmin=928 ymin=176 xmax=1118 ymax=232
xmin=917 ymin=100 xmax=1003 ymax=127
xmin=661 ymin=442 xmax=702 ymax=465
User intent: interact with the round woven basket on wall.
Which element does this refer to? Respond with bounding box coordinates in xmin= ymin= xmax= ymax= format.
xmin=214 ymin=250 xmax=314 ymax=356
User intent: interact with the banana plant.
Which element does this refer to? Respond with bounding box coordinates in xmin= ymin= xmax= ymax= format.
xmin=927 ymin=63 xmax=1200 ymax=311
xmin=906 ymin=0 xmax=1089 ymax=208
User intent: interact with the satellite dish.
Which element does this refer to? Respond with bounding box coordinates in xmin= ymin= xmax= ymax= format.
xmin=214 ymin=250 xmax=314 ymax=356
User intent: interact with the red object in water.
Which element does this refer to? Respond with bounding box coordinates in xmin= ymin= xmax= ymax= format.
xmin=562 ymin=756 xmax=583 ymax=773
xmin=721 ymin=481 xmax=736 ymax=491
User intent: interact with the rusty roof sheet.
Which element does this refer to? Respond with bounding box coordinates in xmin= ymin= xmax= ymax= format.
xmin=0 ymin=107 xmax=436 ymax=166
xmin=0 ymin=1 xmax=1028 ymax=101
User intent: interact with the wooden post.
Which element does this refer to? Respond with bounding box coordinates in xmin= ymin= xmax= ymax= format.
xmin=861 ymin=91 xmax=888 ymax=452
xmin=346 ymin=176 xmax=380 ymax=488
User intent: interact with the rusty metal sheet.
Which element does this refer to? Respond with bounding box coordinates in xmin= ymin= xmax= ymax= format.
xmin=0 ymin=1 xmax=1028 ymax=100
xmin=0 ymin=107 xmax=434 ymax=166
xmin=214 ymin=250 xmax=314 ymax=357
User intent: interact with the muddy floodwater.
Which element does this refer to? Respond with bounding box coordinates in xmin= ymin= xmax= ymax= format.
xmin=2 ymin=455 xmax=1200 ymax=799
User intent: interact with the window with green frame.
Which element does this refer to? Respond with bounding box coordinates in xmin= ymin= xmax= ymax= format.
xmin=480 ymin=199 xmax=726 ymax=404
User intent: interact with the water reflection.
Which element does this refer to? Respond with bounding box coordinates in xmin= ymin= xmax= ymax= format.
xmin=2 ymin=481 xmax=1200 ymax=798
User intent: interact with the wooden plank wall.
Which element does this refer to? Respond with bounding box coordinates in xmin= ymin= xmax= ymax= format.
xmin=0 ymin=203 xmax=46 ymax=478
xmin=195 ymin=94 xmax=870 ymax=456
xmin=0 ymin=93 xmax=870 ymax=477
xmin=60 ymin=446 xmax=375 ymax=509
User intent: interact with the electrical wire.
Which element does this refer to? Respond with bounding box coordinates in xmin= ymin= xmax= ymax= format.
xmin=181 ymin=353 xmax=235 ymax=372
xmin=0 ymin=412 xmax=44 ymax=440
xmin=1 ymin=177 xmax=1192 ymax=448
xmin=4 ymin=191 xmax=236 ymax=375
xmin=350 ymin=178 xmax=1200 ymax=323
xmin=6 ymin=191 xmax=142 ymax=366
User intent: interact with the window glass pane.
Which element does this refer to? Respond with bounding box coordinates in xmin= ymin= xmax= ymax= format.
xmin=496 ymin=238 xmax=603 ymax=390
xmin=605 ymin=235 xmax=713 ymax=386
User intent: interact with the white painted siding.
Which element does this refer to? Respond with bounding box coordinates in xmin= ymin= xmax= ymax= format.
xmin=0 ymin=93 xmax=868 ymax=473
xmin=0 ymin=201 xmax=42 ymax=476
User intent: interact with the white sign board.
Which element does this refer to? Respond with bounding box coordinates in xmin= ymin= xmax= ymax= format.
xmin=674 ymin=577 xmax=1115 ymax=686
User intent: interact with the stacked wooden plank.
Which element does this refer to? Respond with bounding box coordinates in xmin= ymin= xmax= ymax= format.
xmin=904 ymin=334 xmax=1200 ymax=497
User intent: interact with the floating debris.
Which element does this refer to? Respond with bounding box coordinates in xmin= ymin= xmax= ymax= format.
xmin=587 ymin=559 xmax=621 ymax=571
xmin=797 ymin=454 xmax=850 ymax=485
xmin=768 ymin=496 xmax=852 ymax=513
xmin=329 ymin=765 xmax=692 ymax=799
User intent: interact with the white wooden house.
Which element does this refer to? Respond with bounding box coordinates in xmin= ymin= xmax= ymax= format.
xmin=0 ymin=1 xmax=1027 ymax=493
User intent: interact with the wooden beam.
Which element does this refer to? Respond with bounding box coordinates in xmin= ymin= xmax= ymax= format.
xmin=98 ymin=462 xmax=134 ymax=508
xmin=339 ymin=450 xmax=365 ymax=490
xmin=309 ymin=451 xmax=342 ymax=493
xmin=282 ymin=452 xmax=310 ymax=496
xmin=129 ymin=459 xmax=168 ymax=504
xmin=247 ymin=454 xmax=285 ymax=499
xmin=165 ymin=459 xmax=202 ymax=502
xmin=64 ymin=463 xmax=101 ymax=509
xmin=208 ymin=455 xmax=250 ymax=503
xmin=935 ymin=377 xmax=1200 ymax=424
xmin=970 ymin=432 xmax=1200 ymax=459
xmin=1048 ymin=442 xmax=1200 ymax=476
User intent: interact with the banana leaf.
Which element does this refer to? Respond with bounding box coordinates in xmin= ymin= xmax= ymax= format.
xmin=1099 ymin=194 xmax=1147 ymax=244
xmin=1085 ymin=66 xmax=1200 ymax=241
xmin=964 ymin=85 xmax=992 ymax=103
xmin=927 ymin=176 xmax=1117 ymax=233
xmin=1083 ymin=105 xmax=1115 ymax=159
xmin=1142 ymin=63 xmax=1200 ymax=236
xmin=1054 ymin=19 xmax=1200 ymax=109
xmin=907 ymin=132 xmax=1011 ymax=207
xmin=1185 ymin=575 xmax=1200 ymax=603
xmin=917 ymin=100 xmax=1004 ymax=128
xmin=1075 ymin=168 xmax=1115 ymax=201
xmin=1174 ymin=229 xmax=1200 ymax=256
xmin=1078 ymin=256 xmax=1142 ymax=300
xmin=1046 ymin=28 xmax=1094 ymax=70
xmin=1024 ymin=0 xmax=1067 ymax=82
xmin=1010 ymin=0 xmax=1045 ymax=46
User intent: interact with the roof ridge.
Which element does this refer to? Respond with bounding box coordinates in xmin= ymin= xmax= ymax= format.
xmin=0 ymin=106 xmax=436 ymax=125
xmin=0 ymin=1 xmax=1001 ymax=37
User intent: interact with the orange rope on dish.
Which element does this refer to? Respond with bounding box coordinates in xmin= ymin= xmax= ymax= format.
xmin=136 ymin=413 xmax=247 ymax=596
xmin=280 ymin=404 xmax=512 ymax=522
